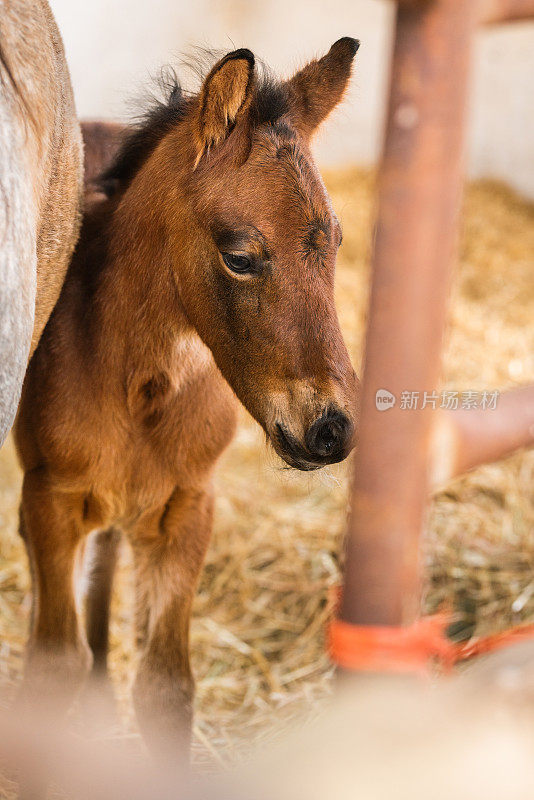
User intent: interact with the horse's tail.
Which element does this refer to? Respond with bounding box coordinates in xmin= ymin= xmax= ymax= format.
xmin=0 ymin=55 xmax=37 ymax=446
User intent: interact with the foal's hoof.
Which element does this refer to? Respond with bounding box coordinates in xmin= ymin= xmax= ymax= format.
xmin=18 ymin=641 xmax=93 ymax=716
xmin=132 ymin=667 xmax=193 ymax=773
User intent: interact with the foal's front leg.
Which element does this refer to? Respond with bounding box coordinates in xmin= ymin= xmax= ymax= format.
xmin=130 ymin=485 xmax=213 ymax=767
xmin=18 ymin=469 xmax=91 ymax=711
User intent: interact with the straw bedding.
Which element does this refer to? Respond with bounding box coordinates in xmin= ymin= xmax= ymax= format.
xmin=0 ymin=168 xmax=532 ymax=772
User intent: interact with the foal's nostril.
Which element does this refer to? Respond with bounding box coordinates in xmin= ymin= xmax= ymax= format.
xmin=305 ymin=410 xmax=353 ymax=461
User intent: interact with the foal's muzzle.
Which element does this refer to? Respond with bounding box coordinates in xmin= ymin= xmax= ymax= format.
xmin=275 ymin=408 xmax=354 ymax=471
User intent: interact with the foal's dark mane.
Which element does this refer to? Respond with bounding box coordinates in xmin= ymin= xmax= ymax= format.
xmin=100 ymin=56 xmax=291 ymax=197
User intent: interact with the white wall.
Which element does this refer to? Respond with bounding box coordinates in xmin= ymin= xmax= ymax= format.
xmin=50 ymin=0 xmax=534 ymax=198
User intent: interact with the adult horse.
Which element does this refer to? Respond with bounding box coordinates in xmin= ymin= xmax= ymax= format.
xmin=0 ymin=0 xmax=82 ymax=446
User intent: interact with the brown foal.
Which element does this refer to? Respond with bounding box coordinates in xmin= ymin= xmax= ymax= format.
xmin=15 ymin=40 xmax=360 ymax=762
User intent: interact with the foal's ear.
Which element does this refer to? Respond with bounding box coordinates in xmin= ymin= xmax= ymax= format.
xmin=194 ymin=48 xmax=255 ymax=168
xmin=286 ymin=38 xmax=360 ymax=139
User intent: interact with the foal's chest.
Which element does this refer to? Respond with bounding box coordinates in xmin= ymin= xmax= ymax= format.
xmin=92 ymin=359 xmax=237 ymax=522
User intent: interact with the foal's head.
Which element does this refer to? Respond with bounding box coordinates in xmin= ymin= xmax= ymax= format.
xmin=104 ymin=39 xmax=360 ymax=470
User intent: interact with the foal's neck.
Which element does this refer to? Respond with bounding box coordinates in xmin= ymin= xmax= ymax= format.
xmin=90 ymin=181 xmax=201 ymax=379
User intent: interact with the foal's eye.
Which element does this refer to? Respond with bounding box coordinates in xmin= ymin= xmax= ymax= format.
xmin=221 ymin=252 xmax=254 ymax=274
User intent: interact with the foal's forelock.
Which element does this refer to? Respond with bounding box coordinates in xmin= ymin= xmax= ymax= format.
xmin=256 ymin=124 xmax=341 ymax=250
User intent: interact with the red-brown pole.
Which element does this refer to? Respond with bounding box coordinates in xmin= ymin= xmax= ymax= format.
xmin=431 ymin=384 xmax=534 ymax=485
xmin=80 ymin=120 xmax=126 ymax=190
xmin=340 ymin=0 xmax=479 ymax=628
xmin=481 ymin=0 xmax=534 ymax=23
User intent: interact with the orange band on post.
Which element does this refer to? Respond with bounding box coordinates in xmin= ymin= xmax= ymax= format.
xmin=329 ymin=614 xmax=534 ymax=675
xmin=455 ymin=624 xmax=534 ymax=661
xmin=328 ymin=615 xmax=456 ymax=675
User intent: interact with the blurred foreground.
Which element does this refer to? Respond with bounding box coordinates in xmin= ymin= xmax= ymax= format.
xmin=2 ymin=645 xmax=534 ymax=799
